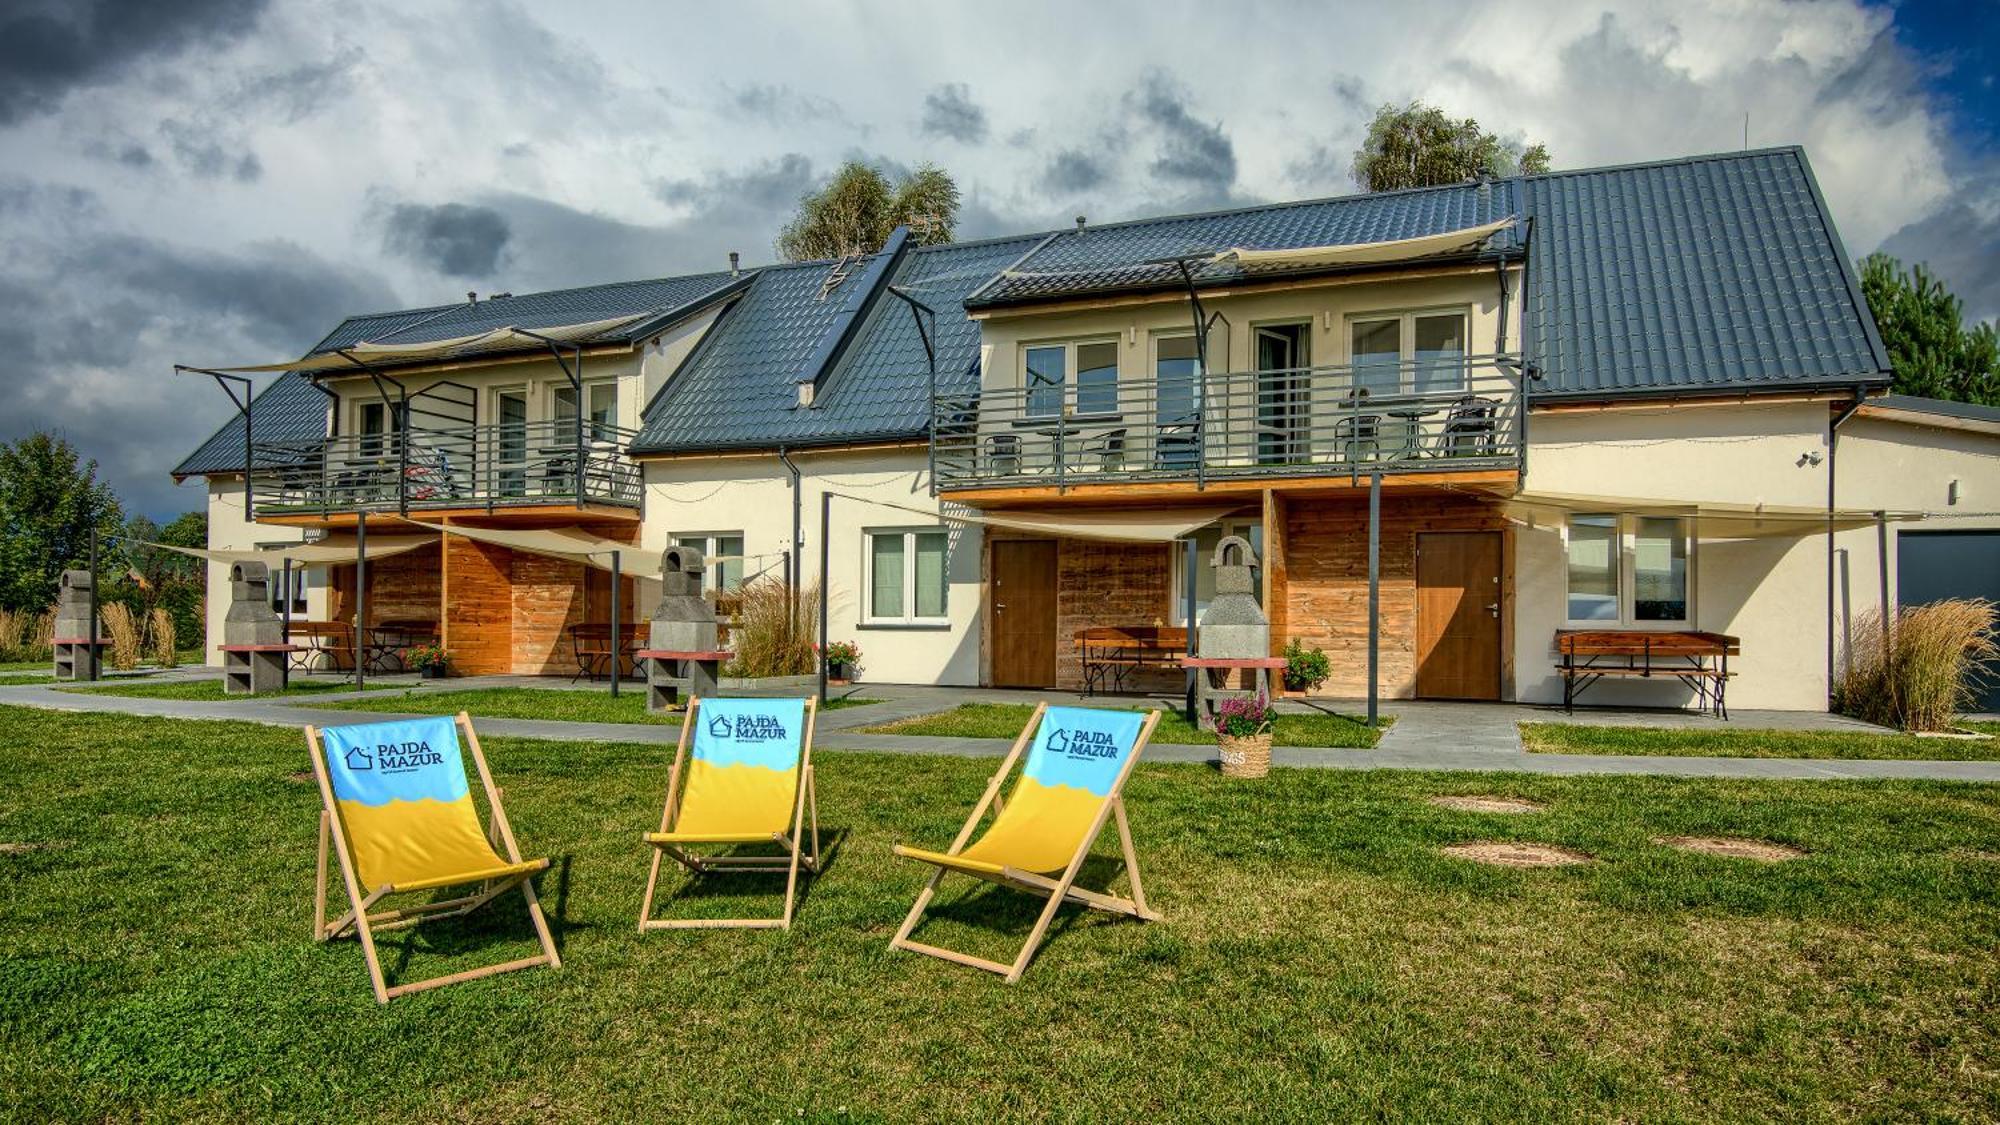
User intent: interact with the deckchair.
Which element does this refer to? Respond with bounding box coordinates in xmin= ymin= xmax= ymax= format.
xmin=639 ymin=696 xmax=820 ymax=931
xmin=305 ymin=712 xmax=561 ymax=1004
xmin=890 ymin=703 xmax=1162 ymax=982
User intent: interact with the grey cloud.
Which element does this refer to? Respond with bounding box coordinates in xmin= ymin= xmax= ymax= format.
xmin=1043 ymin=149 xmax=1108 ymax=194
xmin=467 ymin=191 xmax=771 ymax=290
xmin=0 ymin=182 xmax=396 ymax=519
xmin=731 ymin=83 xmax=846 ymax=125
xmin=1128 ymin=71 xmax=1236 ymax=189
xmin=0 ymin=0 xmax=270 ymax=126
xmin=920 ymin=83 xmax=988 ymax=143
xmin=230 ymin=50 xmax=362 ymax=124
xmin=159 ymin=118 xmax=261 ymax=181
xmin=381 ymin=202 xmax=512 ymax=278
xmin=653 ymin=153 xmax=817 ymax=212
xmin=1879 ymin=193 xmax=2000 ymax=324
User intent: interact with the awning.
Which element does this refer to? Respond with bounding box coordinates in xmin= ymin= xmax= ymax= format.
xmin=144 ymin=534 xmax=436 ymax=568
xmin=831 ymin=493 xmax=1238 ymax=543
xmin=1209 ymin=217 xmax=1517 ymax=273
xmin=189 ymin=314 xmax=645 ymax=374
xmin=1498 ymin=491 xmax=1926 ymax=539
xmin=403 ymin=520 xmax=661 ymax=573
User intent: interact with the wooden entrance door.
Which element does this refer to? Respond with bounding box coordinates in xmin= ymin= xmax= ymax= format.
xmin=1415 ymin=531 xmax=1502 ymax=700
xmin=991 ymin=540 xmax=1057 ymax=688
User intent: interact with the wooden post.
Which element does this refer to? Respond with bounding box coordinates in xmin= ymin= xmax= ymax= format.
xmin=1367 ymin=470 xmax=1380 ymax=726
xmin=354 ymin=513 xmax=367 ymax=690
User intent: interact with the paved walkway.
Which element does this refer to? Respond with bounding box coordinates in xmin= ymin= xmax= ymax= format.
xmin=4 ymin=672 xmax=1998 ymax=782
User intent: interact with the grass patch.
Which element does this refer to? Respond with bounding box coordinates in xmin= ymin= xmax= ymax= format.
xmin=0 ymin=674 xmax=52 ymax=687
xmin=1522 ymin=722 xmax=2000 ymax=762
xmin=1962 ymin=719 xmax=2000 ymax=737
xmin=1 ymin=705 xmax=1998 ymax=1120
xmin=319 ymin=686 xmax=879 ymax=726
xmin=866 ymin=701 xmax=1383 ymax=748
xmin=0 ymin=661 xmax=50 ymax=673
xmin=57 ymin=679 xmax=398 ymax=701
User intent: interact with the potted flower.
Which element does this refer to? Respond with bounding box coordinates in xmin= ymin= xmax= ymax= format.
xmin=1215 ymin=693 xmax=1274 ymax=779
xmin=822 ymin=640 xmax=862 ymax=685
xmin=404 ymin=642 xmax=450 ymax=680
xmin=1282 ymin=639 xmax=1331 ymax=697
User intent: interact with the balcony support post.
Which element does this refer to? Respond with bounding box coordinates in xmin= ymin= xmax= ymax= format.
xmin=609 ymin=548 xmax=621 ymax=699
xmin=885 ymin=287 xmax=939 ymax=497
xmin=355 ymin=512 xmax=367 ymax=692
xmin=175 ymin=366 xmax=259 ymax=513
xmin=512 ymin=330 xmax=590 ymax=506
xmin=1171 ymin=259 xmax=1211 ymax=492
xmin=1367 ymin=471 xmax=1380 ymax=727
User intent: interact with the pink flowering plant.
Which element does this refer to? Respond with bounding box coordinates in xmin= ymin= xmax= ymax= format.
xmin=403 ymin=643 xmax=449 ymax=671
xmin=1215 ymin=692 xmax=1273 ymax=738
xmin=820 ymin=640 xmax=862 ymax=668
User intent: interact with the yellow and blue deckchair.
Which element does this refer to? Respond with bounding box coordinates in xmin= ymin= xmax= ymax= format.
xmin=890 ymin=702 xmax=1162 ymax=982
xmin=639 ymin=696 xmax=820 ymax=930
xmin=305 ymin=712 xmax=560 ymax=1004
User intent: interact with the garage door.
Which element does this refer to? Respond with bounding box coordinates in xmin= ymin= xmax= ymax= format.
xmin=1898 ymin=530 xmax=2000 ymax=713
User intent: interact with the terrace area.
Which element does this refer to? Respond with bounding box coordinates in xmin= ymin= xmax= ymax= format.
xmin=932 ymin=353 xmax=1523 ymax=494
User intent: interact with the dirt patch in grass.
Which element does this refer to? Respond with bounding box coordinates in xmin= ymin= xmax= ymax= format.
xmin=284 ymin=770 xmax=315 ymax=785
xmin=1441 ymin=841 xmax=1592 ymax=867
xmin=0 ymin=841 xmax=48 ymax=854
xmin=1430 ymin=795 xmax=1545 ymax=814
xmin=1655 ymin=836 xmax=1804 ymax=862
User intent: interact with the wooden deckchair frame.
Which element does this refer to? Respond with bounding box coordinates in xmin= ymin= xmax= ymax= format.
xmin=306 ymin=711 xmax=562 ymax=1004
xmin=890 ymin=702 xmax=1162 ymax=983
xmin=638 ymin=696 xmax=821 ymax=931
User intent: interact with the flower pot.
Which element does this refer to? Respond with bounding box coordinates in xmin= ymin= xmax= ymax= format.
xmin=828 ymin=662 xmax=851 ymax=685
xmin=1217 ymin=731 xmax=1272 ymax=779
xmin=419 ymin=664 xmax=447 ymax=680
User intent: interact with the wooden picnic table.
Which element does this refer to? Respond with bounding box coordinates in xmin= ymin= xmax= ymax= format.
xmin=570 ymin=622 xmax=647 ymax=682
xmin=1555 ymin=629 xmax=1740 ymax=719
xmin=1073 ymin=626 xmax=1188 ymax=696
xmin=364 ymin=619 xmax=438 ymax=673
xmin=284 ymin=620 xmax=354 ymax=671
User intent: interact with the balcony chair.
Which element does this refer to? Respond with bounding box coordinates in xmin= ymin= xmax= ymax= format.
xmin=1440 ymin=395 xmax=1500 ymax=457
xmin=985 ymin=433 xmax=1021 ymax=477
xmin=1086 ymin=428 xmax=1129 ymax=474
xmin=1330 ymin=388 xmax=1380 ymax=464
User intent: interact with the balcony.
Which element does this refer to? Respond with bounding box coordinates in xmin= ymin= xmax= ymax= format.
xmin=249 ymin=419 xmax=643 ymax=519
xmin=932 ymin=353 xmax=1523 ymax=494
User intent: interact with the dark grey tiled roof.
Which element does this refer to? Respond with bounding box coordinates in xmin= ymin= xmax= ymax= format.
xmin=966 ymin=182 xmax=1523 ymax=308
xmin=629 ymin=234 xmax=1043 ymax=454
xmin=1519 ymin=147 xmax=1889 ymax=398
xmin=1871 ymin=394 xmax=2000 ymax=424
xmin=173 ymin=272 xmax=746 ymax=476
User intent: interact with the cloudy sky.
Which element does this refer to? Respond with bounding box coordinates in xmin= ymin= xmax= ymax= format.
xmin=2 ymin=0 xmax=1994 ymax=519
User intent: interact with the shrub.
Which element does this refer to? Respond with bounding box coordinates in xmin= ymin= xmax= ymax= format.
xmin=1837 ymin=598 xmax=1997 ymax=732
xmin=820 ymin=640 xmax=862 ymax=669
xmin=724 ymin=576 xmax=819 ymax=678
xmin=1216 ymin=693 xmax=1274 ymax=739
xmin=1282 ymin=639 xmax=1331 ymax=693
xmin=0 ymin=608 xmax=28 ymax=661
xmin=100 ymin=603 xmax=143 ymax=671
xmin=147 ymin=608 xmax=176 ymax=668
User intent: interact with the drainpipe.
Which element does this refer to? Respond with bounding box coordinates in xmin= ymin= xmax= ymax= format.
xmin=1825 ymin=386 xmax=1867 ymax=706
xmin=778 ymin=445 xmax=803 ymax=615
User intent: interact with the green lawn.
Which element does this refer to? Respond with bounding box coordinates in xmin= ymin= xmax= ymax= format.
xmin=1523 ymin=722 xmax=2000 ymax=762
xmin=58 ymin=679 xmax=397 ymax=701
xmin=1964 ymin=719 xmax=2000 ymax=737
xmin=0 ymin=674 xmax=51 ymax=687
xmin=0 ymin=660 xmax=51 ymax=673
xmin=866 ymin=701 xmax=1384 ymax=748
xmin=2 ymin=706 xmax=1997 ymax=1120
xmin=319 ymin=686 xmax=879 ymax=726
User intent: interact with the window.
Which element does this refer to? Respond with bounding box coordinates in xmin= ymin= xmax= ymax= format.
xmin=1349 ymin=309 xmax=1469 ymax=394
xmin=1565 ymin=514 xmax=1692 ymax=625
xmin=1155 ymin=334 xmax=1202 ymax=469
xmin=672 ymin=532 xmax=745 ymax=593
xmin=1025 ymin=345 xmax=1065 ymax=417
xmin=864 ymin=528 xmax=949 ymax=624
xmin=554 ymin=382 xmax=618 ymax=441
xmin=1023 ymin=340 xmax=1118 ymax=417
xmin=258 ymin=550 xmax=310 ymax=614
xmin=1171 ymin=519 xmax=1262 ymax=625
xmin=356 ymin=400 xmax=400 ymax=456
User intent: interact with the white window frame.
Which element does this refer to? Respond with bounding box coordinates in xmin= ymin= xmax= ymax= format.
xmin=256 ymin=544 xmax=311 ymax=614
xmin=1344 ymin=305 xmax=1473 ymax=394
xmin=671 ymin=531 xmax=746 ymax=594
xmin=1561 ymin=513 xmax=1695 ymax=628
xmin=1170 ymin=517 xmax=1261 ymax=626
xmin=862 ymin=526 xmax=950 ymax=626
xmin=1021 ymin=337 xmax=1120 ymax=418
xmin=550 ymin=379 xmax=618 ymax=436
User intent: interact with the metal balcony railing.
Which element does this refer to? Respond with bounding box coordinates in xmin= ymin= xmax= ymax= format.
xmin=249 ymin=418 xmax=643 ymax=516
xmin=932 ymin=353 xmax=1523 ymax=490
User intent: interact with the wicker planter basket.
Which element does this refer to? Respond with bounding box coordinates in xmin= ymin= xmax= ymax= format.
xmin=1217 ymin=731 xmax=1272 ymax=779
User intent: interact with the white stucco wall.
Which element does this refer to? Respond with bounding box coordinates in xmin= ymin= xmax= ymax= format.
xmin=640 ymin=446 xmax=983 ymax=686
xmin=1514 ymin=398 xmax=2000 ymax=711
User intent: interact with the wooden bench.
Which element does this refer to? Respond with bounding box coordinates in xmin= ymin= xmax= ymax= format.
xmin=284 ymin=620 xmax=354 ymax=671
xmin=1556 ymin=629 xmax=1741 ymax=719
xmin=1073 ymin=626 xmax=1189 ymax=696
xmin=570 ymin=623 xmax=646 ymax=682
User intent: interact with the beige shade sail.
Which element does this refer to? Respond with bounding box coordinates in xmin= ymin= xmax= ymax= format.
xmin=143 ymin=534 xmax=436 ymax=568
xmin=190 ymin=314 xmax=646 ymax=374
xmin=829 ymin=492 xmax=1238 ymax=543
xmin=402 ymin=520 xmax=660 ymax=574
xmin=1209 ymin=217 xmax=1517 ymax=273
xmin=1497 ymin=491 xmax=1926 ymax=539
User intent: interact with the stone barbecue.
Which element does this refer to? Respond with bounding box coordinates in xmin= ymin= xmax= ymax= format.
xmin=1190 ymin=535 xmax=1276 ymax=724
xmin=51 ymin=569 xmax=101 ymax=681
xmin=221 ymin=561 xmax=290 ymax=694
xmin=643 ymin=544 xmax=725 ymax=710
